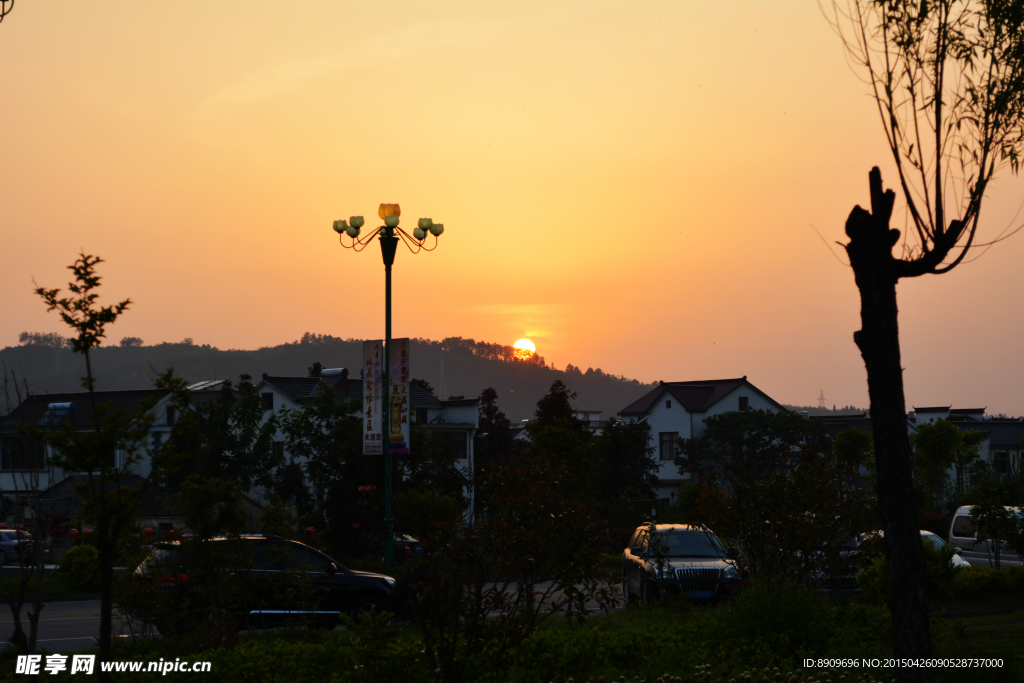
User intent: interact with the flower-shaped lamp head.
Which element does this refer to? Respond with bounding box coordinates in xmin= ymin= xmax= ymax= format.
xmin=378 ymin=203 xmax=401 ymax=220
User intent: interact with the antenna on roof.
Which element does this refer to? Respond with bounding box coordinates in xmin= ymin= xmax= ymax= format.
xmin=439 ymin=353 xmax=447 ymax=400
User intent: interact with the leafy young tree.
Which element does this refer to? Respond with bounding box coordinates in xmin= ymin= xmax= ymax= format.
xmin=407 ymin=457 xmax=615 ymax=683
xmin=825 ymin=1 xmax=1024 ymax=674
xmin=677 ymin=410 xmax=873 ymax=582
xmin=279 ymin=380 xmax=362 ymax=518
xmin=33 ymin=253 xmax=187 ymax=672
xmin=912 ymin=419 xmax=983 ymax=510
xmin=590 ymin=417 xmax=660 ymax=502
xmin=533 ymin=379 xmax=580 ymax=426
xmin=173 ymin=376 xmax=283 ymax=492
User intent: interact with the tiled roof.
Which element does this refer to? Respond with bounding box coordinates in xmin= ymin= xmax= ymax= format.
xmin=441 ymin=398 xmax=479 ymax=408
xmin=949 ymin=419 xmax=1024 ymax=449
xmin=811 ymin=414 xmax=874 ymax=439
xmin=2 ymin=390 xmax=170 ymax=431
xmin=949 ymin=408 xmax=985 ymax=416
xmin=913 ymin=406 xmax=951 ymax=413
xmin=261 ymin=375 xmax=442 ymax=410
xmin=618 ymin=377 xmax=783 ymax=416
xmin=31 ymin=474 xmax=179 ymax=519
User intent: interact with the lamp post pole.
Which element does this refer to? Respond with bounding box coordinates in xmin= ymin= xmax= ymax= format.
xmin=380 ymin=224 xmax=398 ymax=567
xmin=334 ymin=205 xmax=444 ymax=569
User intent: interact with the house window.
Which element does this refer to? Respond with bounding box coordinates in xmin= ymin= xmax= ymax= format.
xmin=993 ymin=452 xmax=1010 ymax=475
xmin=166 ymin=406 xmax=176 ymax=426
xmin=659 ymin=432 xmax=677 ymax=461
xmin=262 ymin=393 xmax=274 ymax=411
xmin=739 ymin=396 xmax=749 ymax=411
xmin=665 ymin=400 xmax=672 ymax=409
xmin=151 ymin=431 xmax=163 ymax=450
xmin=1 ymin=435 xmax=45 ymax=470
xmin=416 ymin=408 xmax=428 ymax=424
xmin=443 ymin=432 xmax=468 ymax=460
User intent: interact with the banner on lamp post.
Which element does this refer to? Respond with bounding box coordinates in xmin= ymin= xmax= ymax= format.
xmin=388 ymin=338 xmax=411 ymax=455
xmin=362 ymin=340 xmax=383 ymax=455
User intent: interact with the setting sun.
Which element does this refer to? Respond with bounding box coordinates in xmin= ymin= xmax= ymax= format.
xmin=513 ymin=338 xmax=536 ymax=361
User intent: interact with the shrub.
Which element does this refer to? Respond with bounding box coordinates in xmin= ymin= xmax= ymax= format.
xmin=858 ymin=539 xmax=957 ymax=607
xmin=951 ymin=566 xmax=1012 ymax=597
xmin=58 ymin=545 xmax=100 ymax=590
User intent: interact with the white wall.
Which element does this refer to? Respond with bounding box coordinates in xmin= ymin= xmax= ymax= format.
xmin=629 ymin=383 xmax=783 ymax=504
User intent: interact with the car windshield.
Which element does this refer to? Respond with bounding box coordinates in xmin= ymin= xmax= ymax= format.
xmin=651 ymin=531 xmax=725 ymax=558
xmin=922 ymin=533 xmax=946 ymax=550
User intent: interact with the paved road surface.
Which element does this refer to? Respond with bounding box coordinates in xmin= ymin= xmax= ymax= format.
xmin=1 ymin=582 xmax=626 ymax=653
xmin=0 ymin=601 xmax=147 ymax=654
xmin=961 ymin=548 xmax=1021 ymax=567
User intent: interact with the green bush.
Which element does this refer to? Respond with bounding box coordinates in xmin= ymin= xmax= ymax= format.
xmin=858 ymin=537 xmax=957 ymax=607
xmin=952 ymin=566 xmax=1012 ymax=597
xmin=58 ymin=545 xmax=100 ymax=590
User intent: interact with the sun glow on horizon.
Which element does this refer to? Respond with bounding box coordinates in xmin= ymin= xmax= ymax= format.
xmin=513 ymin=338 xmax=536 ymax=360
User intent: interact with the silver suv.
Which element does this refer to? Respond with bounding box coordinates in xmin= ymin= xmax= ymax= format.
xmin=622 ymin=523 xmax=740 ymax=603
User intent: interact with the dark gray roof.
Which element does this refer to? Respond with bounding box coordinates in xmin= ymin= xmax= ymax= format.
xmin=618 ymin=377 xmax=785 ymax=416
xmin=811 ymin=414 xmax=874 ymax=439
xmin=261 ymin=375 xmax=443 ymax=410
xmin=949 ymin=418 xmax=1024 ymax=449
xmin=2 ymin=390 xmax=170 ymax=431
xmin=30 ymin=474 xmax=179 ymax=519
xmin=441 ymin=398 xmax=479 ymax=408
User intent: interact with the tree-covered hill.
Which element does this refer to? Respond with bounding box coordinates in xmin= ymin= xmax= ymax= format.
xmin=1 ymin=333 xmax=656 ymax=422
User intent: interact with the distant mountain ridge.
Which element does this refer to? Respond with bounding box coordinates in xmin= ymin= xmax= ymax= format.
xmin=1 ymin=334 xmax=656 ymax=422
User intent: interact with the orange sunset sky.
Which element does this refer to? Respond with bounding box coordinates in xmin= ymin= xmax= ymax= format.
xmin=2 ymin=2 xmax=1022 ymax=414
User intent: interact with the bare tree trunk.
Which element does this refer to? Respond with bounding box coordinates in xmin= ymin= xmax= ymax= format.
xmin=98 ymin=527 xmax=114 ymax=681
xmin=846 ymin=168 xmax=932 ymax=683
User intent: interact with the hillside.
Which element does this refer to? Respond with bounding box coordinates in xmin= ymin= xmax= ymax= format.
xmin=0 ymin=335 xmax=656 ymax=422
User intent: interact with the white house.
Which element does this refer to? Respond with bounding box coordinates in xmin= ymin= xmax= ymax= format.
xmin=0 ymin=388 xmax=221 ymax=538
xmin=909 ymin=406 xmax=1024 ymax=478
xmin=617 ymin=376 xmax=789 ymax=503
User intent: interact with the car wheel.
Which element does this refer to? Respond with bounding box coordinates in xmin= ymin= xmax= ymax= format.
xmin=353 ymin=592 xmax=383 ymax=618
xmin=0 ymin=550 xmax=8 ymax=564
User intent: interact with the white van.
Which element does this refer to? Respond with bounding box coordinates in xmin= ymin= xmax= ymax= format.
xmin=948 ymin=505 xmax=1022 ymax=552
xmin=948 ymin=505 xmax=977 ymax=550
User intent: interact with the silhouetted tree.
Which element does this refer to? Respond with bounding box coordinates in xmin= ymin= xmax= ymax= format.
xmin=533 ymin=380 xmax=580 ymax=426
xmin=173 ymin=376 xmax=282 ymax=491
xmin=17 ymin=332 xmax=70 ymax=350
xmin=591 ymin=418 xmax=660 ymax=501
xmin=825 ymin=2 xmax=1024 ymax=675
xmin=307 ymin=361 xmax=323 ymax=378
xmin=34 ymin=254 xmax=186 ymax=676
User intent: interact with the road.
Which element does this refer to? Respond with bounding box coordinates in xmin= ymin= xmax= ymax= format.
xmin=0 ymin=582 xmax=626 ymax=654
xmin=0 ymin=600 xmax=149 ymax=654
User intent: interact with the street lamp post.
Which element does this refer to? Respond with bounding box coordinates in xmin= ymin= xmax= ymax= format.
xmin=333 ymin=204 xmax=444 ymax=567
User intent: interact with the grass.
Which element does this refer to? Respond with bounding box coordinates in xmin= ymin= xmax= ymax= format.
xmin=3 ymin=581 xmax=1022 ymax=682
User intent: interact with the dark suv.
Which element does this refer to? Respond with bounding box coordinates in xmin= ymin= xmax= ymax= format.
xmin=622 ymin=523 xmax=741 ymax=603
xmin=133 ymin=536 xmax=395 ymax=632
